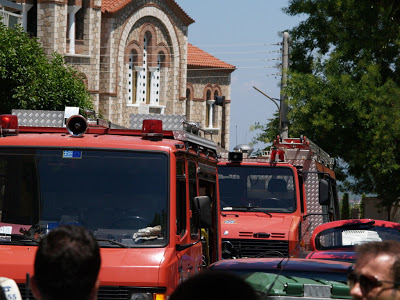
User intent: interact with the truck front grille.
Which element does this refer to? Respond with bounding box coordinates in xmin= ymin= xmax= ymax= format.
xmin=18 ymin=284 xmax=166 ymax=300
xmin=222 ymin=238 xmax=289 ymax=258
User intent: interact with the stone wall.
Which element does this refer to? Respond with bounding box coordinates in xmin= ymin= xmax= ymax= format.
xmin=37 ymin=2 xmax=67 ymax=55
xmin=32 ymin=0 xmax=232 ymax=151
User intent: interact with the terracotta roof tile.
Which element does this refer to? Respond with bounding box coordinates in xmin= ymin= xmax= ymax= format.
xmin=101 ymin=0 xmax=194 ymax=25
xmin=187 ymin=43 xmax=236 ymax=71
xmin=102 ymin=0 xmax=129 ymax=13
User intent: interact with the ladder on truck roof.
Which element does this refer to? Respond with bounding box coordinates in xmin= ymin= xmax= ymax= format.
xmin=174 ymin=121 xmax=217 ymax=157
xmin=274 ymin=136 xmax=334 ymax=169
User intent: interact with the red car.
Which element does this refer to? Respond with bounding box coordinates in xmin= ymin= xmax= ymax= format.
xmin=306 ymin=219 xmax=400 ymax=262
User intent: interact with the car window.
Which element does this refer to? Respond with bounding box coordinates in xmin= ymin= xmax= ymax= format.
xmin=317 ymin=226 xmax=400 ymax=249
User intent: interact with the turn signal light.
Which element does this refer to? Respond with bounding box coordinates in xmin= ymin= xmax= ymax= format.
xmin=0 ymin=115 xmax=19 ymax=136
xmin=142 ymin=119 xmax=163 ymax=140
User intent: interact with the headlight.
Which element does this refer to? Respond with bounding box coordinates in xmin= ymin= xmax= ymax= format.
xmin=129 ymin=293 xmax=166 ymax=300
xmin=129 ymin=293 xmax=152 ymax=300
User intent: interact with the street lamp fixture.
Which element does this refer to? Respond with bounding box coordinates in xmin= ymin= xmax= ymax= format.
xmin=252 ymin=86 xmax=280 ymax=112
xmin=252 ymin=86 xmax=282 ymax=133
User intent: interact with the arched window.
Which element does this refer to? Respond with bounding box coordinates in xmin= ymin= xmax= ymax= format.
xmin=213 ymin=90 xmax=219 ymax=128
xmin=136 ymin=33 xmax=149 ymax=104
xmin=205 ymin=90 xmax=213 ymax=128
xmin=75 ymin=6 xmax=85 ymax=40
xmin=148 ymin=53 xmax=162 ymax=105
xmin=128 ymin=50 xmax=138 ymax=104
xmin=127 ymin=26 xmax=168 ymax=111
xmin=186 ymin=88 xmax=191 ymax=120
xmin=133 ymin=32 xmax=163 ymax=107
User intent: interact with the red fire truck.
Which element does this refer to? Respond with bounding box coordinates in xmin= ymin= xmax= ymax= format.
xmin=0 ymin=110 xmax=221 ymax=299
xmin=218 ymin=136 xmax=340 ymax=259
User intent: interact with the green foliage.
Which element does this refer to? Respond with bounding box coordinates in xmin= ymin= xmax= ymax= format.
xmin=360 ymin=194 xmax=366 ymax=218
xmin=250 ymin=111 xmax=281 ymax=147
xmin=0 ymin=22 xmax=93 ymax=114
xmin=252 ymin=0 xmax=400 ymax=210
xmin=283 ymin=0 xmax=400 ymax=79
xmin=341 ymin=193 xmax=350 ymax=220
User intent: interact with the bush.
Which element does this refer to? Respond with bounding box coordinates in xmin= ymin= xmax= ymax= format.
xmin=0 ymin=22 xmax=93 ymax=114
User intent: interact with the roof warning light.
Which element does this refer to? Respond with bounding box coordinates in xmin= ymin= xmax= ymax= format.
xmin=0 ymin=115 xmax=19 ymax=137
xmin=142 ymin=119 xmax=163 ymax=140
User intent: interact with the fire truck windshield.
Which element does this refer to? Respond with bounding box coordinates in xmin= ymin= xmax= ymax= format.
xmin=0 ymin=148 xmax=168 ymax=247
xmin=218 ymin=166 xmax=296 ymax=213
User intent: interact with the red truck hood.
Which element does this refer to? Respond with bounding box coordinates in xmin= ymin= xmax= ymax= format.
xmin=221 ymin=212 xmax=297 ymax=240
xmin=0 ymin=245 xmax=170 ymax=287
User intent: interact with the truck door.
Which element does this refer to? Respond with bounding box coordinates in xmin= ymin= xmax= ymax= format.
xmin=176 ymin=160 xmax=201 ymax=282
xmin=198 ymin=162 xmax=218 ymax=265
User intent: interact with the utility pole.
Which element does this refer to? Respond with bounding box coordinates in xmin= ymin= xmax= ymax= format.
xmin=280 ymin=32 xmax=289 ymax=139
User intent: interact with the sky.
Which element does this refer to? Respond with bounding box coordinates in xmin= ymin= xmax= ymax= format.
xmin=177 ymin=0 xmax=305 ymax=151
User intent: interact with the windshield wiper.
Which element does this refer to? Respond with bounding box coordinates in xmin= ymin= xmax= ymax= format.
xmin=223 ymin=206 xmax=273 ymax=217
xmin=96 ymin=238 xmax=130 ymax=248
xmin=0 ymin=233 xmax=39 ymax=244
xmin=223 ymin=206 xmax=259 ymax=211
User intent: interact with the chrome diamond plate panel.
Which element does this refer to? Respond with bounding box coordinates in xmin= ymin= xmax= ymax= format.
xmin=12 ymin=109 xmax=64 ymax=127
xmin=288 ymin=159 xmax=324 ymax=234
xmin=129 ymin=113 xmax=186 ymax=130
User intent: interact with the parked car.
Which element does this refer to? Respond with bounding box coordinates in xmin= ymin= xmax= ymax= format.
xmin=306 ymin=219 xmax=400 ymax=262
xmin=208 ymin=257 xmax=352 ymax=299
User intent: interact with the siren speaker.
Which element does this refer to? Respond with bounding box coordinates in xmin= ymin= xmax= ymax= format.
xmin=66 ymin=115 xmax=88 ymax=137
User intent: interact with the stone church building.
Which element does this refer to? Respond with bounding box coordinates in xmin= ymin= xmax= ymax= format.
xmin=0 ymin=0 xmax=236 ymax=149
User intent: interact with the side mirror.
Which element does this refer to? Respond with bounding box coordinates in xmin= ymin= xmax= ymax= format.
xmin=193 ymin=196 xmax=213 ymax=228
xmin=319 ymin=179 xmax=330 ymax=205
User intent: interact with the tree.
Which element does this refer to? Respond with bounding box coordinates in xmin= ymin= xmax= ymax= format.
xmin=360 ymin=194 xmax=366 ymax=218
xmin=253 ymin=0 xmax=400 ymax=213
xmin=341 ymin=193 xmax=350 ymax=220
xmin=250 ymin=111 xmax=281 ymax=146
xmin=0 ymin=22 xmax=93 ymax=114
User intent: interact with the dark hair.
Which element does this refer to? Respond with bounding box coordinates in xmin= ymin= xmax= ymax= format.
xmin=169 ymin=270 xmax=258 ymax=300
xmin=356 ymin=240 xmax=400 ymax=283
xmin=34 ymin=225 xmax=101 ymax=300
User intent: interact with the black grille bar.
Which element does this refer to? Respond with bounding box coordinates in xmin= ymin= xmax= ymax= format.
xmin=223 ymin=239 xmax=289 ymax=258
xmin=18 ymin=284 xmax=166 ymax=300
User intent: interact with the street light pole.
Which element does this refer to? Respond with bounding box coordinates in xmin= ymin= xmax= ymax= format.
xmin=252 ymin=32 xmax=290 ymax=139
xmin=280 ymin=32 xmax=289 ymax=139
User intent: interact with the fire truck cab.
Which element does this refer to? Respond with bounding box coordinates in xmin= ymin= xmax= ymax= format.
xmin=0 ymin=111 xmax=221 ymax=298
xmin=218 ymin=136 xmax=340 ymax=259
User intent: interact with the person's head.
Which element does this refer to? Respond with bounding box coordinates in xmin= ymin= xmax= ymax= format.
xmin=349 ymin=240 xmax=400 ymax=300
xmin=31 ymin=225 xmax=101 ymax=300
xmin=169 ymin=270 xmax=258 ymax=300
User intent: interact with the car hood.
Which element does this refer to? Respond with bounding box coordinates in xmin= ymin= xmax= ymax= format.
xmin=221 ymin=212 xmax=297 ymax=239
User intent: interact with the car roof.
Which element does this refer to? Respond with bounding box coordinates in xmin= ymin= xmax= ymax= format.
xmin=209 ymin=258 xmax=353 ymax=298
xmin=306 ymin=250 xmax=356 ymax=263
xmin=209 ymin=257 xmax=352 ymax=273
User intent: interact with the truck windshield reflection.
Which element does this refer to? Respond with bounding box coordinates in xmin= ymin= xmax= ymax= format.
xmin=218 ymin=166 xmax=296 ymax=213
xmin=0 ymin=149 xmax=168 ymax=247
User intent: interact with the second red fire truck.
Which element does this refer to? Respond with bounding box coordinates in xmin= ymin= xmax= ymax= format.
xmin=218 ymin=136 xmax=340 ymax=259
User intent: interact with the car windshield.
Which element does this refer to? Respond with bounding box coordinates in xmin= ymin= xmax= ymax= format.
xmin=0 ymin=148 xmax=168 ymax=247
xmin=218 ymin=166 xmax=296 ymax=213
xmin=316 ymin=224 xmax=400 ymax=249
